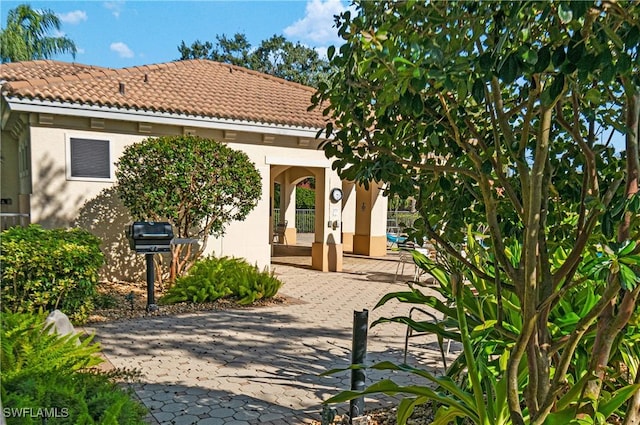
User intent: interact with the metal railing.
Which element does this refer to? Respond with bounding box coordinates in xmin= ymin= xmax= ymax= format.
xmin=1 ymin=213 xmax=30 ymax=230
xmin=273 ymin=208 xmax=315 ymax=233
xmin=387 ymin=211 xmax=420 ymax=232
xmin=272 ymin=209 xmax=419 ymax=234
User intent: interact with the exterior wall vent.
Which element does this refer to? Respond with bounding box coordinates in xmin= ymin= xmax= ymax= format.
xmin=183 ymin=127 xmax=197 ymax=136
xmin=262 ymin=134 xmax=275 ymax=144
xmin=298 ymin=138 xmax=310 ymax=147
xmin=38 ymin=114 xmax=54 ymax=125
xmin=90 ymin=118 xmax=105 ymax=129
xmin=138 ymin=123 xmax=152 ymax=133
xmin=224 ymin=130 xmax=237 ymax=141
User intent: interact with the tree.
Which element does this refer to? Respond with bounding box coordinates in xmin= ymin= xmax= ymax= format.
xmin=178 ymin=33 xmax=330 ymax=87
xmin=115 ymin=135 xmax=262 ymax=282
xmin=0 ymin=4 xmax=77 ymax=63
xmin=178 ymin=33 xmax=252 ymax=66
xmin=313 ymin=1 xmax=639 ymax=424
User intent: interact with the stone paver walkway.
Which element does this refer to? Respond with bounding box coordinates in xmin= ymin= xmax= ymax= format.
xmin=85 ymin=250 xmax=451 ymax=425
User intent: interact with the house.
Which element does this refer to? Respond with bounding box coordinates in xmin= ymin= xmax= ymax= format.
xmin=0 ymin=59 xmax=388 ymax=280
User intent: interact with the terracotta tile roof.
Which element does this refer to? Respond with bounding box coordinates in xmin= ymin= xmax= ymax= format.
xmin=0 ymin=59 xmax=327 ymax=129
xmin=0 ymin=60 xmax=111 ymax=82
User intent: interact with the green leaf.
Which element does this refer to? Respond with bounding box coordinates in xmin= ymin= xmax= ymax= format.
xmin=439 ymin=176 xmax=452 ymax=191
xmin=521 ymin=48 xmax=538 ymax=65
xmin=543 ymin=407 xmax=577 ymax=425
xmin=598 ymin=384 xmax=640 ymax=418
xmin=624 ymin=26 xmax=640 ymax=49
xmin=327 ymin=45 xmax=336 ymax=60
xmin=567 ymin=39 xmax=585 ymax=64
xmin=601 ymin=211 xmax=614 ymax=239
xmin=393 ymin=56 xmax=415 ymax=67
xmin=552 ymin=47 xmax=566 ymax=67
xmin=472 ymin=78 xmax=485 ymax=103
xmin=547 ymin=74 xmax=565 ymax=104
xmin=558 ymin=3 xmax=573 ymax=23
xmin=534 ymin=45 xmax=551 ymax=73
xmin=616 ymin=52 xmax=632 ymax=74
xmin=585 ymin=88 xmax=601 ymax=104
xmin=456 ymin=79 xmax=468 ymax=101
xmin=412 ymin=95 xmax=424 ymax=115
xmin=430 ymin=132 xmax=440 ymax=148
xmin=618 ymin=240 xmax=637 ymax=257
xmin=499 ymin=54 xmax=519 ymax=83
xmin=630 ymin=194 xmax=640 ymax=213
xmin=569 ymin=1 xmax=589 ymax=18
xmin=479 ymin=52 xmax=493 ymax=72
xmin=619 ymin=264 xmax=639 ymax=291
xmin=481 ymin=160 xmax=493 ymax=174
xmin=397 ymin=397 xmax=428 ymax=425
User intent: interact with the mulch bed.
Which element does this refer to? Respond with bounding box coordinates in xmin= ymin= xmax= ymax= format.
xmin=309 ymin=403 xmax=436 ymax=425
xmin=87 ymin=280 xmax=292 ymax=323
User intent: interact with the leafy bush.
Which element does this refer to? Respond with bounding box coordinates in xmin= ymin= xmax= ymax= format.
xmin=161 ymin=256 xmax=282 ymax=305
xmin=115 ymin=135 xmax=262 ymax=282
xmin=295 ymin=186 xmax=316 ymax=209
xmin=0 ymin=225 xmax=105 ymax=324
xmin=1 ymin=312 xmax=147 ymax=424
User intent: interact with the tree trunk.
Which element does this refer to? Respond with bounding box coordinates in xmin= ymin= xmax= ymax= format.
xmin=582 ymin=79 xmax=640 ymax=418
xmin=623 ymin=367 xmax=640 ymax=425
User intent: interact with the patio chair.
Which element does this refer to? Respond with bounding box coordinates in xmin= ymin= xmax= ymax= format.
xmin=273 ymin=220 xmax=288 ymax=245
xmin=403 ymin=306 xmax=453 ymax=372
xmin=394 ymin=246 xmax=432 ymax=282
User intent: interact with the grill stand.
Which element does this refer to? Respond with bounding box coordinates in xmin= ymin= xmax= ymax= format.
xmin=145 ymin=253 xmax=158 ymax=312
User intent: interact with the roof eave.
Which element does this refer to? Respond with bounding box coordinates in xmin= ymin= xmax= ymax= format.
xmin=4 ymin=96 xmax=327 ymax=140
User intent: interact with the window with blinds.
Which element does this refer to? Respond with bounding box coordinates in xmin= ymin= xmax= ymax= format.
xmin=69 ymin=138 xmax=111 ymax=179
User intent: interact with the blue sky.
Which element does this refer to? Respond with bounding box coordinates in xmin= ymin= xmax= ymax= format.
xmin=0 ymin=0 xmax=349 ymax=68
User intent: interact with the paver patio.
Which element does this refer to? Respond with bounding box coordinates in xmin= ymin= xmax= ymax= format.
xmin=85 ymin=249 xmax=452 ymax=425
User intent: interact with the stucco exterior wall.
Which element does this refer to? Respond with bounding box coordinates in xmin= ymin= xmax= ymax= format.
xmin=29 ymin=126 xmax=142 ymax=227
xmin=0 ymin=130 xmax=19 ymax=214
xmin=25 ymin=122 xmax=332 ymax=279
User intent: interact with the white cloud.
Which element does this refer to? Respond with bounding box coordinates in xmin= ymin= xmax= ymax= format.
xmin=104 ymin=1 xmax=125 ymax=18
xmin=284 ymin=0 xmax=348 ymax=45
xmin=57 ymin=10 xmax=87 ymax=25
xmin=110 ymin=42 xmax=134 ymax=58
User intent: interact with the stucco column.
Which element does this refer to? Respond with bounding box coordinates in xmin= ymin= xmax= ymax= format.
xmin=311 ymin=167 xmax=343 ymax=272
xmin=341 ymin=181 xmax=356 ymax=253
xmin=353 ymin=182 xmax=388 ymax=257
xmin=280 ymin=170 xmax=297 ymax=245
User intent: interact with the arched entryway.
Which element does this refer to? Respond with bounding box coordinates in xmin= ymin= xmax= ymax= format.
xmin=268 ymin=159 xmax=343 ymax=272
xmin=268 ymin=158 xmax=389 ymax=272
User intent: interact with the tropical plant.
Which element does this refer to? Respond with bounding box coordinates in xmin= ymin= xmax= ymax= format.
xmin=115 ymin=135 xmax=262 ymax=282
xmin=178 ymin=33 xmax=330 ymax=87
xmin=342 ymin=239 xmax=639 ymax=424
xmin=0 ymin=4 xmax=77 ymax=62
xmin=160 ymin=256 xmax=282 ymax=305
xmin=0 ymin=311 xmax=148 ymax=424
xmin=0 ymin=225 xmax=105 ymax=324
xmin=313 ymin=1 xmax=640 ymax=424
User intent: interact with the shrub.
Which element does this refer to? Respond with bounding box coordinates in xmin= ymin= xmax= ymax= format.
xmin=0 ymin=225 xmax=104 ymax=324
xmin=160 ymin=256 xmax=282 ymax=305
xmin=0 ymin=311 xmax=148 ymax=424
xmin=295 ymin=186 xmax=316 ymax=209
xmin=115 ymin=135 xmax=262 ymax=283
